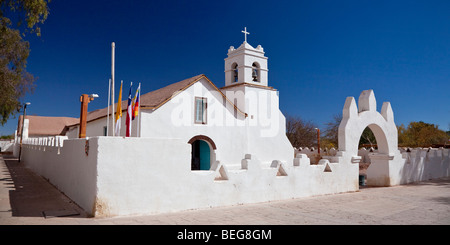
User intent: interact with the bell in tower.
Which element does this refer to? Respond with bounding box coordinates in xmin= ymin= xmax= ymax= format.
xmin=252 ymin=62 xmax=260 ymax=82
xmin=233 ymin=63 xmax=239 ymax=83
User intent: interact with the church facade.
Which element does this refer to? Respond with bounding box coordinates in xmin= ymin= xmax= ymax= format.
xmin=66 ymin=40 xmax=293 ymax=171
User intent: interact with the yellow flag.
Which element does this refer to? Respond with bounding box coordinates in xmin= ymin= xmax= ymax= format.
xmin=115 ymin=81 xmax=123 ymax=136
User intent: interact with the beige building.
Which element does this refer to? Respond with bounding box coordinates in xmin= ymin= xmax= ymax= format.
xmin=16 ymin=115 xmax=79 ymax=139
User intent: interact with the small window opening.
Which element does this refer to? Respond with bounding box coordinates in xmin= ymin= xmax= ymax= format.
xmin=232 ymin=63 xmax=238 ymax=83
xmin=195 ymin=97 xmax=207 ymax=124
xmin=252 ymin=62 xmax=260 ymax=82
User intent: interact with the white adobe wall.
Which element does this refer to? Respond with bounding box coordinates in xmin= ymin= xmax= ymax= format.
xmin=76 ymin=77 xmax=293 ymax=167
xmin=17 ymin=135 xmax=449 ymax=217
xmin=94 ymin=137 xmax=357 ymax=217
xmin=18 ymin=136 xmax=358 ymax=217
xmin=17 ymin=88 xmax=448 ymax=217
xmin=20 ymin=137 xmax=98 ymax=214
xmin=65 ymin=126 xmax=78 ymax=139
xmin=140 ymin=78 xmax=293 ymax=167
xmin=139 ymin=79 xmax=248 ymax=165
xmin=243 ymin=86 xmax=293 ymax=166
xmin=0 ymin=140 xmax=14 ymax=152
xmin=392 ymin=148 xmax=450 ymax=185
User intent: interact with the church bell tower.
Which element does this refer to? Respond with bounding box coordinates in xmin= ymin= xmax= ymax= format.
xmin=224 ymin=27 xmax=268 ymax=88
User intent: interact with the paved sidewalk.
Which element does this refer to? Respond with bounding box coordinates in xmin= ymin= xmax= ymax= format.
xmin=1 ymin=154 xmax=449 ymax=225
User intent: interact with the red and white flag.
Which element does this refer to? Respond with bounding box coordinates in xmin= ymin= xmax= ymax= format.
xmin=126 ymin=82 xmax=133 ymax=137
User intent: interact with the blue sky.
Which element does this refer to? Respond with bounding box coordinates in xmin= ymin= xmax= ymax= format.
xmin=1 ymin=0 xmax=449 ymax=136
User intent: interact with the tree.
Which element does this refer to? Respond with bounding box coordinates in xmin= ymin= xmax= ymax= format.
xmin=322 ymin=114 xmax=341 ymax=148
xmin=286 ymin=115 xmax=318 ymax=148
xmin=0 ymin=133 xmax=14 ymax=140
xmin=0 ymin=0 xmax=50 ymax=125
xmin=358 ymin=127 xmax=377 ymax=148
xmin=398 ymin=121 xmax=449 ymax=147
xmin=446 ymin=122 xmax=450 ymax=138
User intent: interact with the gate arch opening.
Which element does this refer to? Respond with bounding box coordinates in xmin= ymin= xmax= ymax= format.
xmin=338 ymin=89 xmax=398 ymax=158
xmin=358 ymin=123 xmax=389 ymax=155
xmin=358 ymin=126 xmax=377 ymax=149
xmin=338 ymin=90 xmax=400 ymax=187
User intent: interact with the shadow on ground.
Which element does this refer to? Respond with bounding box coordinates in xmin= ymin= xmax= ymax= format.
xmin=1 ymin=154 xmax=89 ymax=218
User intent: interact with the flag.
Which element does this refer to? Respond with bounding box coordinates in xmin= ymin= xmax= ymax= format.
xmin=115 ymin=81 xmax=123 ymax=136
xmin=132 ymin=83 xmax=140 ymax=120
xmin=126 ymin=82 xmax=133 ymax=137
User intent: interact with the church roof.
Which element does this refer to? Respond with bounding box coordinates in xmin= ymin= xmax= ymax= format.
xmin=17 ymin=115 xmax=79 ymax=136
xmin=140 ymin=74 xmax=206 ymax=110
xmin=71 ymin=74 xmax=246 ymax=126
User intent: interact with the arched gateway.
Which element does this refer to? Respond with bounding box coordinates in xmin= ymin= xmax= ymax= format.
xmin=338 ymin=90 xmax=401 ymax=186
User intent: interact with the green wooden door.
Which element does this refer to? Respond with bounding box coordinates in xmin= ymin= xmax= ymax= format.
xmin=199 ymin=140 xmax=210 ymax=170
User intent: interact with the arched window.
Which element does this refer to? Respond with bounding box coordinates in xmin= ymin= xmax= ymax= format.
xmin=252 ymin=62 xmax=260 ymax=82
xmin=232 ymin=63 xmax=238 ymax=83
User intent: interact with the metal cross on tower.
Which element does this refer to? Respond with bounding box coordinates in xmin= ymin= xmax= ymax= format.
xmin=242 ymin=27 xmax=250 ymax=43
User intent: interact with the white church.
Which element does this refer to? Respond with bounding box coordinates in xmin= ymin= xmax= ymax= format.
xmin=65 ymin=35 xmax=293 ymax=172
xmin=15 ymin=31 xmax=450 ymax=217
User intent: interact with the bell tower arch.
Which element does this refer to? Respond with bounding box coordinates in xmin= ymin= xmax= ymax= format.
xmin=224 ymin=28 xmax=268 ymax=87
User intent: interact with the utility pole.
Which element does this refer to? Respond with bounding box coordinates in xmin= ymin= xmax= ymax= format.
xmin=79 ymin=94 xmax=98 ymax=138
xmin=18 ymin=102 xmax=30 ymax=162
xmin=315 ymin=128 xmax=321 ymax=164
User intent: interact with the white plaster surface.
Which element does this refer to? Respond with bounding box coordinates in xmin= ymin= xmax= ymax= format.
xmin=338 ymin=90 xmax=449 ymax=186
xmin=16 ymin=89 xmax=450 ymax=216
xmin=19 ymin=136 xmax=358 ymax=216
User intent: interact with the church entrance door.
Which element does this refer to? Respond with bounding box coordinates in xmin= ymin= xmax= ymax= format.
xmin=191 ymin=140 xmax=211 ymax=170
xmin=188 ymin=135 xmax=216 ymax=171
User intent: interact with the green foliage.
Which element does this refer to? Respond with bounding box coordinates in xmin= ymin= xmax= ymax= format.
xmin=1 ymin=0 xmax=51 ymax=36
xmin=0 ymin=18 xmax=35 ymax=125
xmin=358 ymin=127 xmax=377 ymax=148
xmin=398 ymin=121 xmax=449 ymax=147
xmin=0 ymin=0 xmax=50 ymax=125
xmin=0 ymin=134 xmax=14 ymax=139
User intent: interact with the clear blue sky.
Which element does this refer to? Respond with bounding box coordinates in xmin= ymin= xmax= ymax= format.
xmin=1 ymin=0 xmax=449 ymax=136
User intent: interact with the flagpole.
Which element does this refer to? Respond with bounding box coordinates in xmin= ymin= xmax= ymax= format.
xmin=107 ymin=79 xmax=111 ymax=136
xmin=111 ymin=42 xmax=115 ymax=136
xmin=138 ymin=83 xmax=141 ymax=137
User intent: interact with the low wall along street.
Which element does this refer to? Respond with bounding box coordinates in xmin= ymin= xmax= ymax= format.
xmin=17 ymin=135 xmax=450 ymax=217
xmin=18 ymin=136 xmax=357 ymax=217
xmin=14 ymin=90 xmax=450 ymax=217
